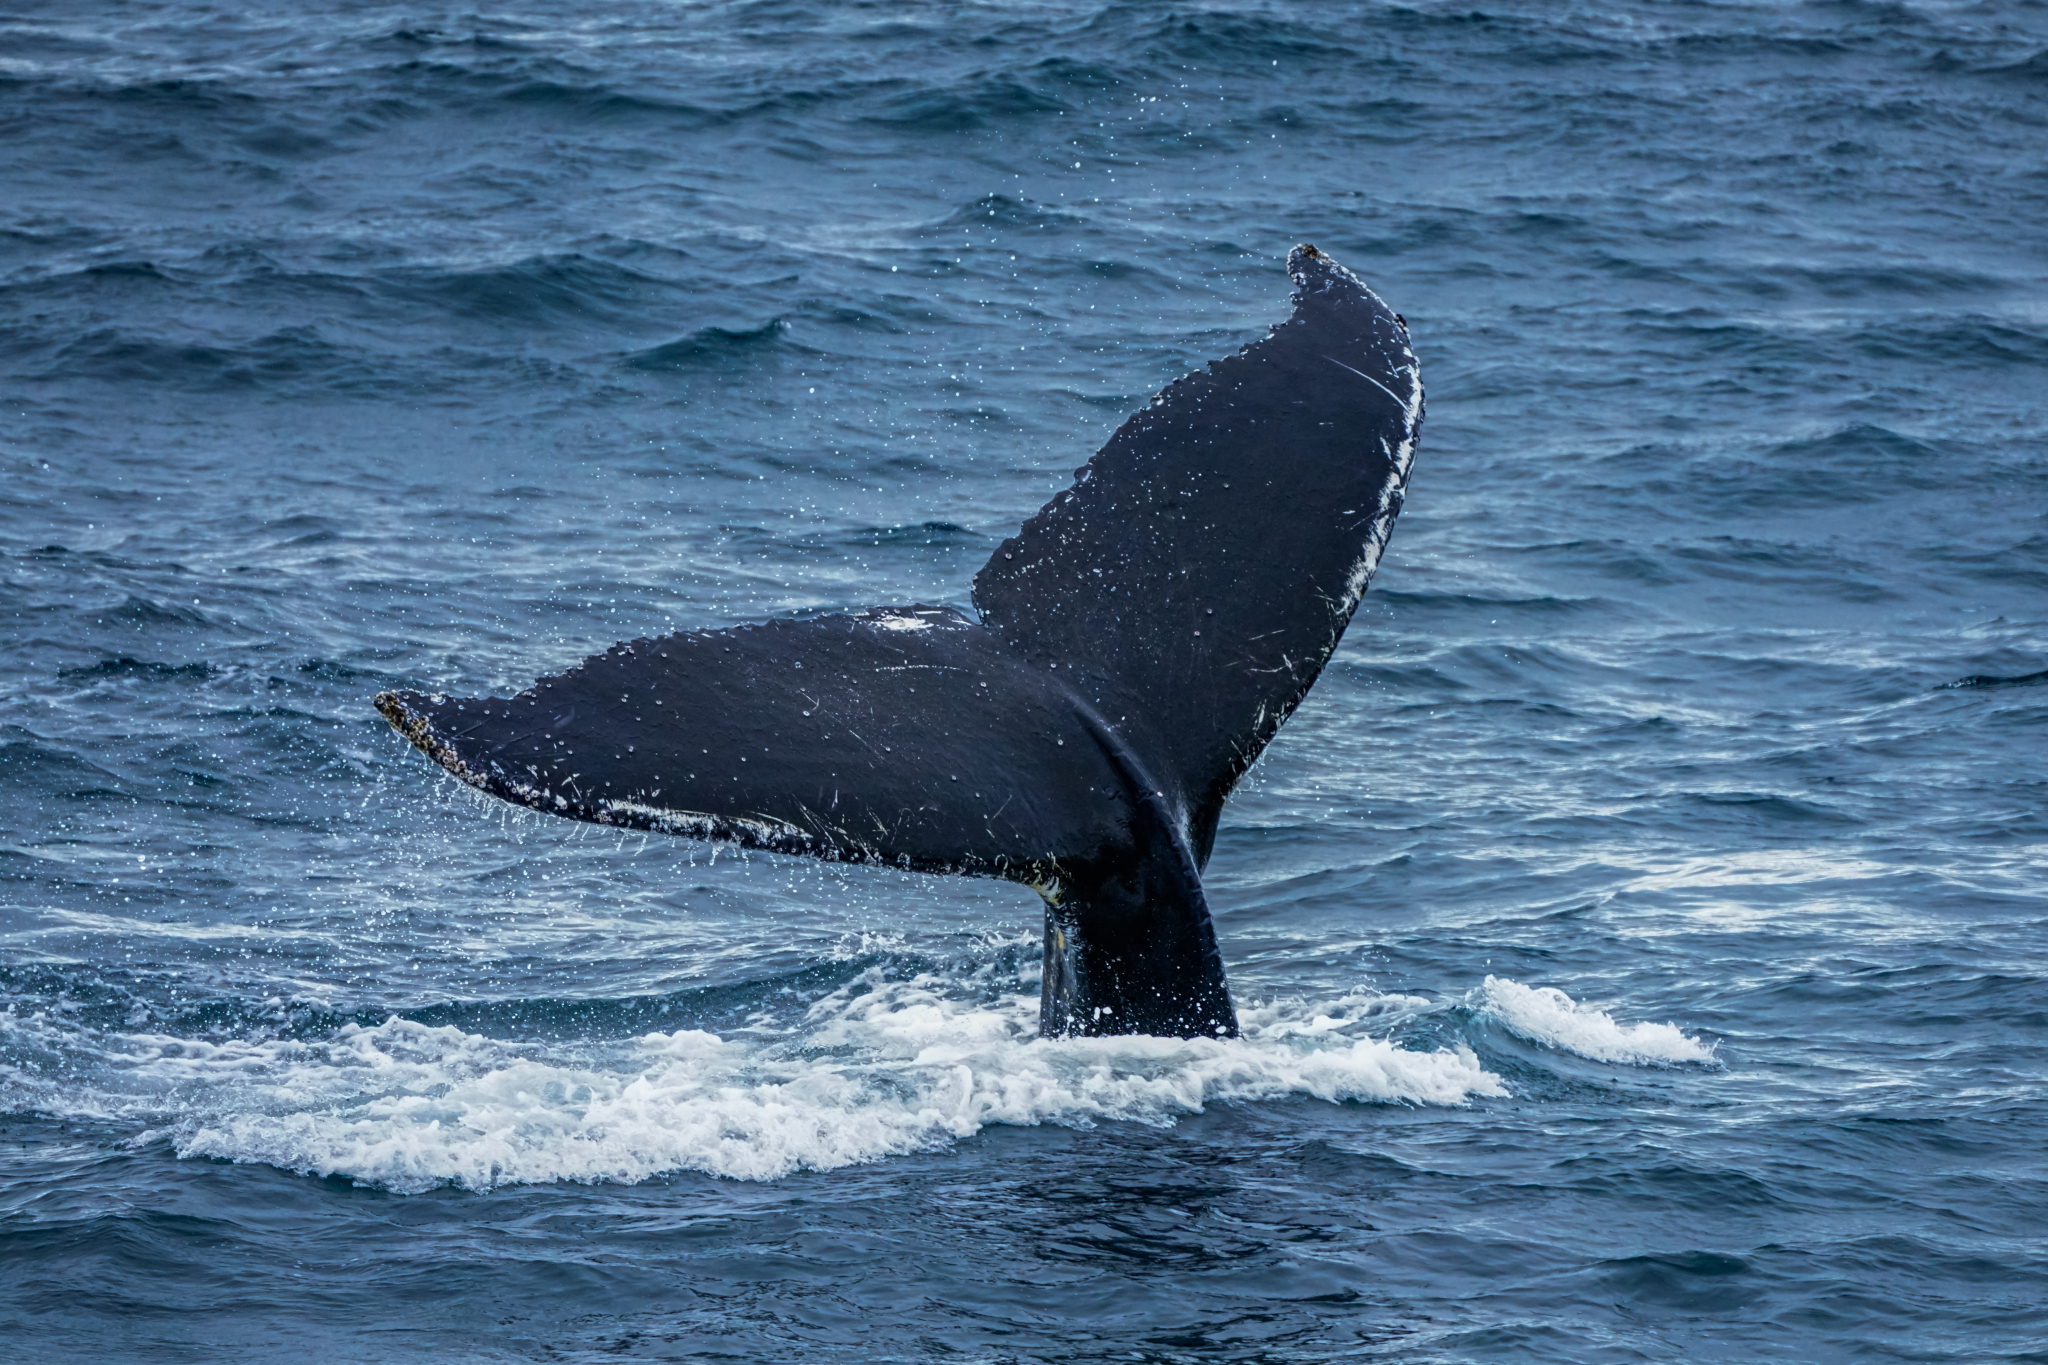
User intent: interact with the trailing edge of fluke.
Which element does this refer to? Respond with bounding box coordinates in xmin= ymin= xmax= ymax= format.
xmin=376 ymin=244 xmax=1424 ymax=1040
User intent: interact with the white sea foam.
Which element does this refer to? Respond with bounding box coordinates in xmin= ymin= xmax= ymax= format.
xmin=1475 ymin=975 xmax=1715 ymax=1066
xmin=0 ymin=971 xmax=1510 ymax=1192
xmin=0 ymin=971 xmax=1731 ymax=1191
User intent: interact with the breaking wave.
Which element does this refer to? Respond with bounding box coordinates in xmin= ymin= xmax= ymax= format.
xmin=1476 ymin=975 xmax=1717 ymax=1066
xmin=6 ymin=970 xmax=1513 ymax=1192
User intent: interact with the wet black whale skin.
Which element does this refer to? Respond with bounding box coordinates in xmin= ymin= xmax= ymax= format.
xmin=377 ymin=244 xmax=1424 ymax=1039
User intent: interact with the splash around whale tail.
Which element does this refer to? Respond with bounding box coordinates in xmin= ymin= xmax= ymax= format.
xmin=375 ymin=245 xmax=1423 ymax=1039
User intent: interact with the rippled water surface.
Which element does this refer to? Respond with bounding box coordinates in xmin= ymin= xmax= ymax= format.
xmin=3 ymin=1 xmax=2045 ymax=1360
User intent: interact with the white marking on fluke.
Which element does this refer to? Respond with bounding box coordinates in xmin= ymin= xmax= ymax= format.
xmin=603 ymin=799 xmax=816 ymax=847
xmin=1324 ymin=354 xmax=1406 ymax=406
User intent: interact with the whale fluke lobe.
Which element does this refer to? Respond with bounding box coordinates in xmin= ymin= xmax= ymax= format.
xmin=376 ymin=245 xmax=1423 ymax=1039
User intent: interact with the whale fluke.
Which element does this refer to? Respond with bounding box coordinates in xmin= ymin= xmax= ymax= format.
xmin=376 ymin=244 xmax=1423 ymax=1039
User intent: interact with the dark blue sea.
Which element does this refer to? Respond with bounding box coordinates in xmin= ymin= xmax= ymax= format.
xmin=3 ymin=1 xmax=2045 ymax=1359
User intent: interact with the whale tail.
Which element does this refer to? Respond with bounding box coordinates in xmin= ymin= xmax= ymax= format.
xmin=375 ymin=244 xmax=1423 ymax=1039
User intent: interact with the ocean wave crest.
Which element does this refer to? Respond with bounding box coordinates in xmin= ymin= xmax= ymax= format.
xmin=1476 ymin=975 xmax=1716 ymax=1066
xmin=0 ymin=971 xmax=1508 ymax=1192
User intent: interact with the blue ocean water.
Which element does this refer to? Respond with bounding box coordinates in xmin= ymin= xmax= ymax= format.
xmin=3 ymin=0 xmax=2045 ymax=1359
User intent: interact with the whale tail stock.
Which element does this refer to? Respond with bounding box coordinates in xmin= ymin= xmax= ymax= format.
xmin=375 ymin=244 xmax=1423 ymax=1039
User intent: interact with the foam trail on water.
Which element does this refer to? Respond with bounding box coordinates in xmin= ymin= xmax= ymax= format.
xmin=3 ymin=971 xmax=1506 ymax=1192
xmin=1477 ymin=975 xmax=1715 ymax=1065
